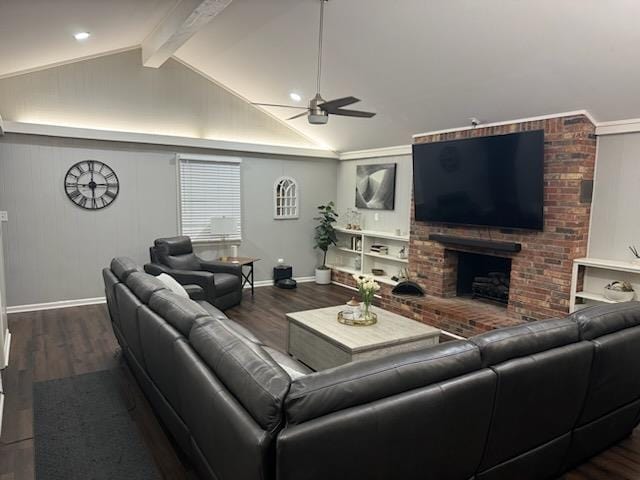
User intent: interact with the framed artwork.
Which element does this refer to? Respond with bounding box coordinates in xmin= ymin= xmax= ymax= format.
xmin=355 ymin=163 xmax=397 ymax=210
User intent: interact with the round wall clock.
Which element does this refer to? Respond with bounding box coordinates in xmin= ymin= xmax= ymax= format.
xmin=64 ymin=160 xmax=119 ymax=210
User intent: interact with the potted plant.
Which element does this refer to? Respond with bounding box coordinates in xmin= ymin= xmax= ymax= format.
xmin=314 ymin=202 xmax=338 ymax=284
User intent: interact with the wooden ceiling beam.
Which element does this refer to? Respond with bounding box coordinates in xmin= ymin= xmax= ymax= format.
xmin=142 ymin=0 xmax=232 ymax=68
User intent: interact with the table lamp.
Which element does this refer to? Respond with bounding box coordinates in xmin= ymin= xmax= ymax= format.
xmin=210 ymin=216 xmax=238 ymax=257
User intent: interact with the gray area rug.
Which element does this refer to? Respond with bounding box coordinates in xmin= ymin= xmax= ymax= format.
xmin=33 ymin=369 xmax=161 ymax=480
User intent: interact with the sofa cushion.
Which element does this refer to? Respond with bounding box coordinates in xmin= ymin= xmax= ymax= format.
xmin=196 ymin=300 xmax=228 ymax=321
xmin=189 ymin=317 xmax=291 ymax=432
xmin=163 ymin=252 xmax=201 ymax=271
xmin=155 ymin=236 xmax=201 ymax=271
xmin=148 ymin=290 xmax=209 ymax=337
xmin=195 ymin=300 xmax=262 ymax=343
xmin=126 ymin=271 xmax=168 ymax=303
xmin=277 ymin=367 xmax=496 ymax=480
xmin=285 ymin=340 xmax=481 ymax=425
xmin=567 ymin=302 xmax=640 ymax=340
xmin=575 ymin=324 xmax=640 ymax=426
xmin=110 ymin=257 xmax=140 ymax=282
xmin=469 ymin=318 xmax=579 ymax=367
xmin=155 ymin=236 xmax=193 ymax=256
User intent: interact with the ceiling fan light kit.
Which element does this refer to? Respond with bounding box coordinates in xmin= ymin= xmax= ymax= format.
xmin=252 ymin=0 xmax=375 ymax=125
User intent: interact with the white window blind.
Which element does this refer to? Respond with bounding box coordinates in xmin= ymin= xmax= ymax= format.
xmin=178 ymin=155 xmax=242 ymax=242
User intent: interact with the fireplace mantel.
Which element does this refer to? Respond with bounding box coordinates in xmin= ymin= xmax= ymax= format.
xmin=428 ymin=234 xmax=522 ymax=253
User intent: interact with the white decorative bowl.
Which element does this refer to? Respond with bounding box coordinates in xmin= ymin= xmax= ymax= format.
xmin=603 ymin=288 xmax=635 ymax=302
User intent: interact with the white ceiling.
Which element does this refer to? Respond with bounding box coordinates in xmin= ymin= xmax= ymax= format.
xmin=2 ymin=0 xmax=640 ymax=152
xmin=0 ymin=0 xmax=178 ymax=76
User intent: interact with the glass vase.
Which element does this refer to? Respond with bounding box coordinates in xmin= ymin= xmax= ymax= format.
xmin=362 ymin=301 xmax=371 ymax=320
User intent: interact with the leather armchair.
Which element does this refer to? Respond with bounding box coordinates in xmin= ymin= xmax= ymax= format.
xmin=144 ymin=236 xmax=243 ymax=310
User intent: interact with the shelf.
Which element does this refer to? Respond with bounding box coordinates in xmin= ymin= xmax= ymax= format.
xmin=334 ymin=226 xmax=409 ymax=242
xmin=575 ymin=291 xmax=619 ymax=304
xmin=334 ymin=228 xmax=363 ymax=237
xmin=574 ymin=258 xmax=640 ymax=275
xmin=327 ymin=265 xmax=360 ymax=276
xmin=373 ymin=275 xmax=400 ymax=286
xmin=328 ymin=264 xmax=399 ymax=286
xmin=364 ymin=251 xmax=409 ymax=263
xmin=335 ymin=247 xmax=361 ymax=254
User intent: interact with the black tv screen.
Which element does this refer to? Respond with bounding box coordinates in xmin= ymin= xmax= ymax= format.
xmin=412 ymin=130 xmax=545 ymax=230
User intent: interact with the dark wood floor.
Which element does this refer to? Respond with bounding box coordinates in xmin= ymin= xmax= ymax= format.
xmin=0 ymin=283 xmax=639 ymax=480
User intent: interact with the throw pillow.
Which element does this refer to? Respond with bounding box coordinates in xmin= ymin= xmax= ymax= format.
xmin=156 ymin=273 xmax=190 ymax=298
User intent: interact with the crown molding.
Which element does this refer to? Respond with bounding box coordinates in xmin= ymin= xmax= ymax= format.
xmin=1 ymin=121 xmax=338 ymax=159
xmin=339 ymin=144 xmax=412 ymax=160
xmin=412 ymin=110 xmax=598 ymax=139
xmin=595 ymin=118 xmax=640 ymax=136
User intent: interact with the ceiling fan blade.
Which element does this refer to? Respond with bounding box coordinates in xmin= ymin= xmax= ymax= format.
xmin=330 ymin=108 xmax=376 ymax=118
xmin=318 ymin=96 xmax=360 ymax=112
xmin=287 ymin=111 xmax=310 ymax=120
xmin=252 ymin=102 xmax=309 ymax=110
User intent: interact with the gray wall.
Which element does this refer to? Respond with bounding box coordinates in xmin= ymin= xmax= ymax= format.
xmin=197 ymin=154 xmax=338 ymax=282
xmin=588 ymin=133 xmax=640 ymax=261
xmin=584 ymin=132 xmax=640 ymax=294
xmin=336 ymin=154 xmax=412 ymax=234
xmin=0 ymin=133 xmax=337 ymax=307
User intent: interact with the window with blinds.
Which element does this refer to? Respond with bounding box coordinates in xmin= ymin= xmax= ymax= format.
xmin=178 ymin=154 xmax=242 ymax=242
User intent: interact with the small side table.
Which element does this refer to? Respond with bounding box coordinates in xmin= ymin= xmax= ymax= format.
xmin=218 ymin=256 xmax=260 ymax=296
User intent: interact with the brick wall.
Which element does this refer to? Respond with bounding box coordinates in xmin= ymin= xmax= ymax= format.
xmin=410 ymin=114 xmax=596 ymax=322
xmin=332 ymin=268 xmax=523 ymax=337
xmin=332 ymin=114 xmax=595 ymax=335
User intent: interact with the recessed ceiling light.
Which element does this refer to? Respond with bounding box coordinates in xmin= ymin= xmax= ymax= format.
xmin=289 ymin=92 xmax=302 ymax=102
xmin=74 ymin=32 xmax=91 ymax=41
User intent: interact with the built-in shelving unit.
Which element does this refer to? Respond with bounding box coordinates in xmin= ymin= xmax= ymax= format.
xmin=570 ymin=257 xmax=640 ymax=312
xmin=327 ymin=227 xmax=410 ymax=287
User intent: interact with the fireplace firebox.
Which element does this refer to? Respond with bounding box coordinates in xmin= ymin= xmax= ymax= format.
xmin=456 ymin=252 xmax=512 ymax=306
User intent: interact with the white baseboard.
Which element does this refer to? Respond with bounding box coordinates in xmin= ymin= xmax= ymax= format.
xmin=7 ymin=277 xmax=319 ymax=313
xmin=249 ymin=276 xmax=316 ymax=288
xmin=7 ymin=297 xmax=106 ymax=314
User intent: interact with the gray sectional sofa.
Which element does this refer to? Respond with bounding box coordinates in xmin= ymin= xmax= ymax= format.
xmin=103 ymin=256 xmax=640 ymax=480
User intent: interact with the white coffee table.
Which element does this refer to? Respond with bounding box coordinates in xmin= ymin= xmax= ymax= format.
xmin=286 ymin=305 xmax=440 ymax=371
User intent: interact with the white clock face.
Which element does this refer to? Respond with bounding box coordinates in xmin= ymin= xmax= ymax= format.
xmin=64 ymin=160 xmax=119 ymax=210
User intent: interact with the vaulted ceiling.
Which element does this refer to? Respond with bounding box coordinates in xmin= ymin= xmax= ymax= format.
xmin=2 ymin=0 xmax=640 ymax=152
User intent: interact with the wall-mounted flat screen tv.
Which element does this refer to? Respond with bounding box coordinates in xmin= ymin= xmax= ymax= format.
xmin=412 ymin=130 xmax=545 ymax=230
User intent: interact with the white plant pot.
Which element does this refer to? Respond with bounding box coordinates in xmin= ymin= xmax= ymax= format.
xmin=315 ymin=268 xmax=332 ymax=285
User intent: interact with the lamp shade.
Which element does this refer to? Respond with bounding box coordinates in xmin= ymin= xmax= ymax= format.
xmin=210 ymin=216 xmax=237 ymax=236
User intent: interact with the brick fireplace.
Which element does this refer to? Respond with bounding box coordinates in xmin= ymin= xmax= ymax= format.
xmin=333 ymin=113 xmax=597 ymax=337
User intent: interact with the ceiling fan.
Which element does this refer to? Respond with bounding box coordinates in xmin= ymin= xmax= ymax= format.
xmin=252 ymin=0 xmax=376 ymax=125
